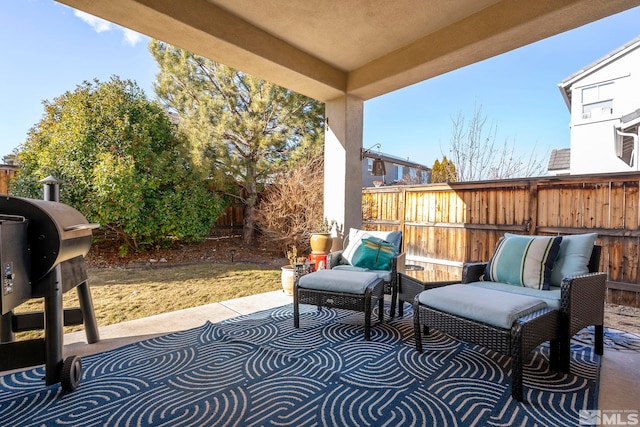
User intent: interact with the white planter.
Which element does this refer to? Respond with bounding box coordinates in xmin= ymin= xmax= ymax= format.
xmin=281 ymin=265 xmax=295 ymax=295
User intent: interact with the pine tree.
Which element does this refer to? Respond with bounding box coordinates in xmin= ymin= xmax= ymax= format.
xmin=149 ymin=40 xmax=324 ymax=244
xmin=431 ymin=156 xmax=457 ymax=183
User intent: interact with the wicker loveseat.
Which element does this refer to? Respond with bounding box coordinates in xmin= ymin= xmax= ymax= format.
xmin=413 ymin=233 xmax=606 ymax=402
xmin=327 ymin=228 xmax=405 ymax=317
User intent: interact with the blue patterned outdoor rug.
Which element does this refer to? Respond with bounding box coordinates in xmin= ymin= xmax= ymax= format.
xmin=0 ymin=303 xmax=600 ymax=426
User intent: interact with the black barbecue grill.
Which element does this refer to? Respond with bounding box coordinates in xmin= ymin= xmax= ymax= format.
xmin=0 ymin=195 xmax=99 ymax=392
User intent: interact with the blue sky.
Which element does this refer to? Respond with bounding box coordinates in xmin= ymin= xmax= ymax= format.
xmin=2 ymin=1 xmax=640 ymax=168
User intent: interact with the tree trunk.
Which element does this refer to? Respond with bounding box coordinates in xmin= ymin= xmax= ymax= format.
xmin=243 ymin=197 xmax=256 ymax=245
xmin=242 ymin=165 xmax=258 ymax=245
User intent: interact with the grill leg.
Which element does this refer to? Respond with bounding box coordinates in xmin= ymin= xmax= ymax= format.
xmin=77 ymin=282 xmax=100 ymax=344
xmin=44 ymin=267 xmax=63 ymax=386
xmin=1 ymin=311 xmax=14 ymax=343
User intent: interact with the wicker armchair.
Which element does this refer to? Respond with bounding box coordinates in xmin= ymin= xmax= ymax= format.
xmin=461 ymin=245 xmax=605 ymax=372
xmin=414 ymin=242 xmax=606 ymax=401
xmin=327 ymin=228 xmax=405 ymax=317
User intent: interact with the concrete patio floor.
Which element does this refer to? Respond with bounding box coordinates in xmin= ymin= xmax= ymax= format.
xmin=56 ymin=291 xmax=640 ymax=418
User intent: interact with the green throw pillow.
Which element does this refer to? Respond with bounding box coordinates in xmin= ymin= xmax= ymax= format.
xmin=352 ymin=237 xmax=397 ymax=271
xmin=341 ymin=228 xmax=402 ymax=266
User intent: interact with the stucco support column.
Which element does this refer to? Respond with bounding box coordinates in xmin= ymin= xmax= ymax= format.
xmin=324 ymin=95 xmax=364 ymax=247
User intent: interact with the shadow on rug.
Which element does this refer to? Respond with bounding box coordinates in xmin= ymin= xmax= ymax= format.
xmin=0 ymin=303 xmax=600 ymax=426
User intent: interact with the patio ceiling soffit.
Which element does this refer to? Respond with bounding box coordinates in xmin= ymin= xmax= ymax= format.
xmin=57 ymin=0 xmax=640 ymax=102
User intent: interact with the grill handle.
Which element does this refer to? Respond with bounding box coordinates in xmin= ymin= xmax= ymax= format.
xmin=0 ymin=214 xmax=26 ymax=222
xmin=63 ymin=223 xmax=100 ymax=232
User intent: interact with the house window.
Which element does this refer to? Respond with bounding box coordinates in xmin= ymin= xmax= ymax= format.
xmin=367 ymin=159 xmax=373 ymax=172
xmin=394 ymin=165 xmax=403 ymax=181
xmin=581 ymin=82 xmax=614 ymax=119
xmin=409 ymin=168 xmax=417 ymax=181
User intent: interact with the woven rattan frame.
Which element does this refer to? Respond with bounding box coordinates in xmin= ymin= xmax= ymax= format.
xmin=413 ymin=244 xmax=606 ymax=402
xmin=293 ymin=273 xmax=384 ymax=341
xmin=461 ymin=246 xmax=606 ymax=371
xmin=559 ymin=271 xmax=607 ymax=371
xmin=414 ymin=303 xmax=559 ymax=401
xmin=326 ymin=237 xmax=403 ymax=318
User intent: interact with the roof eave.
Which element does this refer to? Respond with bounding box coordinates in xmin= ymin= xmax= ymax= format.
xmin=558 ymin=35 xmax=640 ymax=110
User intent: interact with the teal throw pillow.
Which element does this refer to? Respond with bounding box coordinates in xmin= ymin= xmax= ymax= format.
xmin=341 ymin=228 xmax=402 ymax=266
xmin=352 ymin=237 xmax=397 ymax=271
xmin=485 ymin=234 xmax=562 ymax=290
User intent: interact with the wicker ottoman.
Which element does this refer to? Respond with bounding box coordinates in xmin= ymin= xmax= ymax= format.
xmin=293 ymin=269 xmax=384 ymax=340
xmin=414 ymin=284 xmax=560 ymax=402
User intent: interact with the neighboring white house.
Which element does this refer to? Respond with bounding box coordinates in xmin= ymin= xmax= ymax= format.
xmin=361 ymin=151 xmax=431 ymax=187
xmin=557 ymin=35 xmax=640 ymax=175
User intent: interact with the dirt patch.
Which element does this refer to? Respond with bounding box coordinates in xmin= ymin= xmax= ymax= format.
xmin=605 ymin=303 xmax=640 ymax=335
xmin=86 ymin=235 xmax=287 ymax=270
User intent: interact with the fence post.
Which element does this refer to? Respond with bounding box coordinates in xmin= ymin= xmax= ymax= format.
xmin=528 ymin=182 xmax=538 ymax=235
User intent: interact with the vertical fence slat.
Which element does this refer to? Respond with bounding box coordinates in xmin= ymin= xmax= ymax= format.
xmin=625 ymin=182 xmax=639 ymax=230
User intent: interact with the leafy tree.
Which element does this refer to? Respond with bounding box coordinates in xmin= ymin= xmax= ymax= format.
xmin=12 ymin=76 xmax=224 ymax=253
xmin=444 ymin=105 xmax=547 ymax=181
xmin=431 ymin=156 xmax=457 ymax=183
xmin=149 ymin=40 xmax=325 ymax=245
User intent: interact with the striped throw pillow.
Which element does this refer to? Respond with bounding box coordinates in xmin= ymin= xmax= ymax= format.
xmin=485 ymin=235 xmax=562 ymax=290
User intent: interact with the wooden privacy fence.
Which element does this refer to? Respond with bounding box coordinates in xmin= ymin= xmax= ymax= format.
xmin=363 ymin=171 xmax=640 ymax=308
xmin=212 ymin=204 xmax=244 ymax=235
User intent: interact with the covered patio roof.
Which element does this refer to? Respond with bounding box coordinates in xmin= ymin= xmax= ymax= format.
xmin=56 ymin=0 xmax=640 ymax=103
xmin=54 ymin=0 xmax=640 ymax=232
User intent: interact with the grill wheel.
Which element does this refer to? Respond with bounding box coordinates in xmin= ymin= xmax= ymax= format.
xmin=61 ymin=355 xmax=82 ymax=392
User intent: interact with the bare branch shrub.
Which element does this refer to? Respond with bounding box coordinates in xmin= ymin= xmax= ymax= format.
xmin=255 ymin=155 xmax=324 ymax=257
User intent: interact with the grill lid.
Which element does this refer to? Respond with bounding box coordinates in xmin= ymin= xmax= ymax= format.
xmin=0 ymin=196 xmax=99 ymax=282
